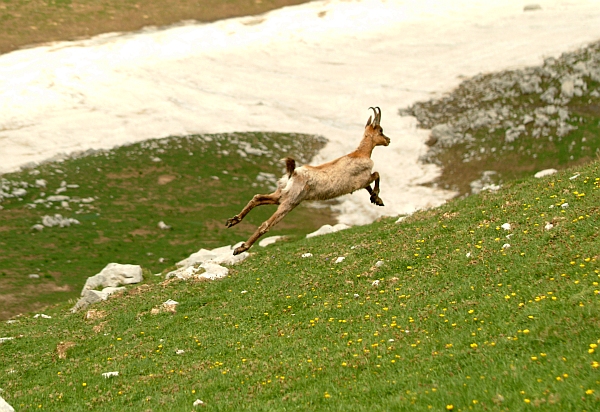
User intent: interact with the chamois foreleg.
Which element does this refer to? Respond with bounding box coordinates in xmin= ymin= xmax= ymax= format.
xmin=225 ymin=191 xmax=281 ymax=228
xmin=233 ymin=200 xmax=298 ymax=255
xmin=365 ymin=171 xmax=384 ymax=206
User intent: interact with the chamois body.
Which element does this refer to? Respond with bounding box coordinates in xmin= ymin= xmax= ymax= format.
xmin=226 ymin=107 xmax=390 ymax=255
xmin=284 ymin=157 xmax=375 ymax=201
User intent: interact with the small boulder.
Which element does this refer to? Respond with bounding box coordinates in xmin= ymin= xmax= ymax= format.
xmin=0 ymin=396 xmax=15 ymax=412
xmin=306 ymin=223 xmax=350 ymax=238
xmin=81 ymin=263 xmax=143 ymax=294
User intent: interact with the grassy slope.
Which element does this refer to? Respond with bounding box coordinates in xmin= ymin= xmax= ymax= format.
xmin=0 ymin=132 xmax=335 ymax=320
xmin=0 ymin=161 xmax=598 ymax=411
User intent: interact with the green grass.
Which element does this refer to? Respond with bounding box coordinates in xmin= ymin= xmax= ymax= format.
xmin=1 ymin=160 xmax=598 ymax=411
xmin=0 ymin=132 xmax=334 ymax=320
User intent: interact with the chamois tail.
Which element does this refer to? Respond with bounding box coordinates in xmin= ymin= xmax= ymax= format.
xmin=284 ymin=157 xmax=296 ymax=178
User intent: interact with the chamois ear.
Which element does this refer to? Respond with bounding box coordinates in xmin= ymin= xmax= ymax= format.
xmin=366 ymin=115 xmax=372 ymax=127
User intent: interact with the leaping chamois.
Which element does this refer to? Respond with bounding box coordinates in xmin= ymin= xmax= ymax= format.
xmin=226 ymin=107 xmax=390 ymax=255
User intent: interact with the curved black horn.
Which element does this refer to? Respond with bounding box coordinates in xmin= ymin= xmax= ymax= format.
xmin=369 ymin=107 xmax=381 ymax=126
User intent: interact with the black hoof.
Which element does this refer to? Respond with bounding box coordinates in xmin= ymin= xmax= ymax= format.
xmin=370 ymin=195 xmax=384 ymax=206
xmin=233 ymin=244 xmax=248 ymax=255
xmin=226 ymin=216 xmax=241 ymax=228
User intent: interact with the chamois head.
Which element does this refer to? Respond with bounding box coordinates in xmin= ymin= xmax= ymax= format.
xmin=365 ymin=107 xmax=390 ymax=147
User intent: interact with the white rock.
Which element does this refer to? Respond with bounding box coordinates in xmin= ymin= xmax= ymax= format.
xmin=176 ymin=349 xmax=185 ymax=355
xmin=193 ymin=399 xmax=205 ymax=407
xmin=33 ymin=314 xmax=52 ymax=319
xmin=375 ymin=260 xmax=385 ymax=267
xmin=544 ymin=222 xmax=554 ymax=230
xmin=259 ymin=236 xmax=284 ymax=247
xmin=176 ymin=244 xmax=248 ymax=268
xmin=158 ymin=221 xmax=171 ymax=230
xmin=0 ymin=337 xmax=14 ymax=343
xmin=163 ymin=299 xmax=179 ymax=306
xmin=534 ymin=169 xmax=557 ymax=178
xmin=0 ymin=396 xmax=15 ymax=412
xmin=166 ymin=266 xmax=201 ymax=280
xmin=81 ymin=263 xmax=143 ymax=293
xmin=71 ymin=287 xmax=126 ymax=312
xmin=46 ymin=195 xmax=70 ymax=202
xmin=306 ymin=223 xmax=350 ymax=238
xmin=372 ymin=280 xmax=380 ymax=287
xmin=502 ymin=244 xmax=511 ymax=249
xmin=28 ymin=274 xmax=40 ymax=279
xmin=561 ymin=78 xmax=575 ymax=98
xmin=334 ymin=257 xmax=345 ymax=264
xmin=561 ymin=203 xmax=569 ymax=209
xmin=102 ymin=371 xmax=119 ymax=378
xmin=569 ymin=173 xmax=580 ymax=180
xmin=301 ymin=253 xmax=313 ymax=258
xmin=395 ymin=216 xmax=407 ymax=223
xmin=42 ymin=214 xmax=80 ymax=227
xmin=501 ymin=223 xmax=511 ymax=231
xmin=198 ymin=263 xmax=229 ymax=280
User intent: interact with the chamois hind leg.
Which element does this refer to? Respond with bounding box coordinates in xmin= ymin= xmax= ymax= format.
xmin=225 ymin=191 xmax=281 ymax=228
xmin=365 ymin=171 xmax=384 ymax=206
xmin=233 ymin=201 xmax=298 ymax=255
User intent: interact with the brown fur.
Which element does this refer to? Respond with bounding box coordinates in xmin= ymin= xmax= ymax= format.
xmin=226 ymin=107 xmax=390 ymax=255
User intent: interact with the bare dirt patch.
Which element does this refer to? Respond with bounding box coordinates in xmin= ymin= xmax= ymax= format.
xmin=158 ymin=175 xmax=177 ymax=185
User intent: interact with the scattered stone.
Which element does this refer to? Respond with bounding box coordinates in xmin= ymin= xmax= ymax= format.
xmin=375 ymin=260 xmax=385 ymax=268
xmin=102 ymin=371 xmax=119 ymax=378
xmin=334 ymin=256 xmax=345 ymax=264
xmin=0 ymin=396 xmax=15 ymax=412
xmin=81 ymin=263 xmax=143 ymax=293
xmin=158 ymin=221 xmax=172 ymax=230
xmin=28 ymin=274 xmax=40 ymax=279
xmin=372 ymin=280 xmax=380 ymax=287
xmin=501 ymin=223 xmax=511 ymax=231
xmin=193 ymin=399 xmax=205 ymax=407
xmin=301 ymin=253 xmax=313 ymax=258
xmin=544 ymin=222 xmax=554 ymax=230
xmin=33 ymin=314 xmax=52 ymax=319
xmin=534 ymin=169 xmax=557 ymax=178
xmin=42 ymin=214 xmax=80 ymax=228
xmin=259 ymin=236 xmax=284 ymax=247
xmin=0 ymin=337 xmax=14 ymax=344
xmin=176 ymin=244 xmax=248 ymax=268
xmin=46 ymin=195 xmax=70 ymax=202
xmin=71 ymin=287 xmax=126 ymax=312
xmin=306 ymin=223 xmax=350 ymax=238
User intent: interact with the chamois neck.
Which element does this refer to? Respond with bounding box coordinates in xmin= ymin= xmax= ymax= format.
xmin=351 ymin=136 xmax=375 ymax=158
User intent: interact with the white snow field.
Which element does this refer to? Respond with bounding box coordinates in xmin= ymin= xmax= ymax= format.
xmin=1 ymin=0 xmax=599 ymax=225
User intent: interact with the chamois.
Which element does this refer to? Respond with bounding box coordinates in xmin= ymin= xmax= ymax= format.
xmin=226 ymin=107 xmax=390 ymax=255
